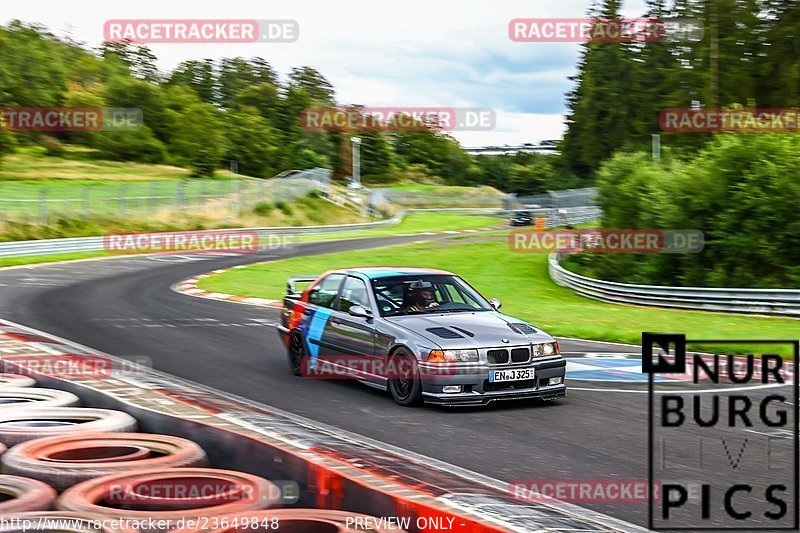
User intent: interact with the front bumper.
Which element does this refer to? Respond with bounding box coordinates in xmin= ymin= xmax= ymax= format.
xmin=419 ymin=357 xmax=567 ymax=406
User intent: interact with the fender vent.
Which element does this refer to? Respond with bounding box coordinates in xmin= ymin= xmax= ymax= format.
xmin=426 ymin=327 xmax=464 ymax=339
xmin=450 ymin=326 xmax=475 ymax=337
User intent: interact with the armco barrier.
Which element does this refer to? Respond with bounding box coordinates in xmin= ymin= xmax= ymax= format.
xmin=550 ymin=253 xmax=800 ymax=316
xmin=0 ymin=318 xmax=645 ymax=532
xmin=0 ymin=208 xmax=507 ymax=258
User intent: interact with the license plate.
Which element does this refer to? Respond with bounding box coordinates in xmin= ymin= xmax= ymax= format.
xmin=489 ymin=367 xmax=535 ymax=382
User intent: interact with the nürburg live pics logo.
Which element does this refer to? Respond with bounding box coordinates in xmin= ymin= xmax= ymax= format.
xmin=644 ymin=332 xmax=799 ymax=530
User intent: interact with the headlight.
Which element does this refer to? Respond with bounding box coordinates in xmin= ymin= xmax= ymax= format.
xmin=427 ymin=349 xmax=479 ymax=363
xmin=533 ymin=342 xmax=558 ymax=357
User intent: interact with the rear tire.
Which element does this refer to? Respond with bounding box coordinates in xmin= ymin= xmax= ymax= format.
xmin=287 ymin=331 xmax=306 ymax=376
xmin=388 ymin=349 xmax=423 ymax=407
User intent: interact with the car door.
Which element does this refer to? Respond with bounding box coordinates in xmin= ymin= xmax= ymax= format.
xmin=328 ymin=275 xmax=378 ymax=382
xmin=304 ymin=273 xmax=346 ymax=365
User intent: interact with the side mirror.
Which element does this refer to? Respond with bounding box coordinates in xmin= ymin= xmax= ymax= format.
xmin=489 ymin=298 xmax=502 ymax=310
xmin=348 ymin=305 xmax=372 ymax=318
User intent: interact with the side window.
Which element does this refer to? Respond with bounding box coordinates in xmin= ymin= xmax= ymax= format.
xmin=308 ymin=274 xmax=345 ymax=309
xmin=445 ymin=284 xmax=468 ymax=304
xmin=338 ymin=277 xmax=371 ymax=312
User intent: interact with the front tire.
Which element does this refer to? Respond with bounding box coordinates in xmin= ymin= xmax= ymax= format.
xmin=389 ymin=349 xmax=423 ymax=406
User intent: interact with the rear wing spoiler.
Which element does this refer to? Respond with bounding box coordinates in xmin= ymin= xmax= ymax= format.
xmin=287 ymin=276 xmax=321 ymax=296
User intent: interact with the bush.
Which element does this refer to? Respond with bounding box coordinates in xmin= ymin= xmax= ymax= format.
xmin=275 ymin=200 xmax=292 ymax=215
xmin=588 ymin=134 xmax=800 ymax=288
xmin=93 ymin=126 xmax=166 ymax=163
xmin=40 ymin=136 xmax=65 ymax=157
xmin=252 ymin=202 xmax=274 ymax=216
xmin=0 ymin=127 xmax=16 ymax=168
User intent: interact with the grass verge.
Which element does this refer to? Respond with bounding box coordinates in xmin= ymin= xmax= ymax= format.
xmin=0 ymin=213 xmax=500 ymax=268
xmin=295 ymin=212 xmax=501 ymax=242
xmin=198 ymin=237 xmax=799 ymax=355
xmin=0 ymin=251 xmax=113 ymax=268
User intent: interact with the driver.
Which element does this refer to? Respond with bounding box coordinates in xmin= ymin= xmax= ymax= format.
xmin=403 ymin=281 xmax=439 ymax=312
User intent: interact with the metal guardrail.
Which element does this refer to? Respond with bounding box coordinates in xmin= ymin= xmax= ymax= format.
xmin=516 ymin=187 xmax=597 ymax=209
xmin=0 ymin=168 xmax=332 ymax=225
xmin=549 ymin=253 xmax=800 ymax=317
xmin=0 ymin=208 xmax=504 ymax=258
xmin=0 ymin=219 xmax=395 ymax=258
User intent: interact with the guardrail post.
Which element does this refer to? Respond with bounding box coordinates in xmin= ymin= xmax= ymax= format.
xmin=199 ymin=181 xmax=206 ymax=213
xmin=119 ymin=185 xmax=127 ymax=216
xmin=149 ymin=182 xmax=157 ymax=213
xmin=235 ymin=180 xmax=243 ymax=218
xmin=176 ymin=181 xmax=186 ymax=211
xmin=82 ymin=186 xmax=90 ymax=219
xmin=39 ymin=188 xmax=48 ymax=225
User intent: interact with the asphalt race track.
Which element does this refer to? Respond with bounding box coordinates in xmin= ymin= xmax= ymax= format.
xmin=0 ymin=234 xmax=794 ymax=528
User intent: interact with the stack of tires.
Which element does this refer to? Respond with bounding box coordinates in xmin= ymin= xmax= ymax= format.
xmin=0 ymin=373 xmax=407 ymax=532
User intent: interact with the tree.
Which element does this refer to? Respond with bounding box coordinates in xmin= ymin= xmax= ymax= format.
xmin=218 ymin=57 xmax=277 ymax=108
xmin=168 ymin=60 xmax=217 ymax=104
xmin=103 ymin=77 xmax=169 ymax=142
xmin=288 ymin=66 xmax=335 ymax=104
xmin=230 ymin=83 xmax=281 ymax=126
xmin=165 ymin=102 xmax=226 ymax=177
xmin=0 ymin=21 xmax=69 ymax=107
xmin=225 ymin=107 xmax=280 ymax=177
xmin=561 ymin=0 xmax=640 ymax=178
xmin=100 ymin=40 xmax=160 ymax=82
xmin=393 ymin=127 xmax=473 ymax=182
xmin=354 ymin=130 xmax=394 ymax=182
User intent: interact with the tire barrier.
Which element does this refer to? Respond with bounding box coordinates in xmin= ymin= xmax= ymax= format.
xmin=0 ymin=318 xmax=646 ymax=533
xmin=0 ymin=474 xmax=57 ymax=513
xmin=0 ymin=388 xmax=80 ymax=410
xmin=0 ymin=408 xmax=138 ymax=447
xmin=0 ymin=512 xmax=138 ymax=533
xmin=172 ymin=510 xmax=409 ymax=533
xmin=57 ymin=468 xmax=281 ymax=532
xmin=0 ymin=374 xmax=37 ymax=389
xmin=2 ymin=433 xmax=208 ymax=491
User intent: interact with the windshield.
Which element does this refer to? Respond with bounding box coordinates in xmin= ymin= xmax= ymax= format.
xmin=371 ymin=274 xmax=492 ymax=317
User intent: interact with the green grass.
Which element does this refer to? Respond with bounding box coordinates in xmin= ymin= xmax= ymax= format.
xmin=295 ymin=212 xmax=501 ymax=242
xmin=373 ymin=183 xmax=501 ymax=194
xmin=0 ymin=145 xmax=239 ymax=182
xmin=0 ymin=212 xmax=494 ymax=267
xmin=0 ymin=145 xmax=246 ymax=219
xmin=0 ymin=251 xmax=114 ymax=268
xmin=198 ymin=237 xmax=800 ymax=354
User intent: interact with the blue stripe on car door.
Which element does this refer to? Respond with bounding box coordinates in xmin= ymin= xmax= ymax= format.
xmin=306 ymin=308 xmax=333 ymax=367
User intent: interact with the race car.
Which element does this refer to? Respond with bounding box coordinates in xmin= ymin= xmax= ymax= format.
xmin=278 ymin=267 xmax=566 ymax=406
xmin=509 ymin=210 xmax=534 ymax=226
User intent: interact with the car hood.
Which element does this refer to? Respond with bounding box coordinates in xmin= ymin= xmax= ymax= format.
xmin=386 ymin=311 xmax=553 ymax=349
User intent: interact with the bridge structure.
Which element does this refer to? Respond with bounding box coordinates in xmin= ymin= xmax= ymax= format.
xmin=465 ymin=140 xmax=560 ymax=156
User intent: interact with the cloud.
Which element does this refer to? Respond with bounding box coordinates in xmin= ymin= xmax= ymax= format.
xmin=4 ymin=0 xmax=649 ymax=145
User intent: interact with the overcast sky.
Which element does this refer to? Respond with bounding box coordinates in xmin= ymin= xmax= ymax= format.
xmin=5 ymin=0 xmax=648 ymax=146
